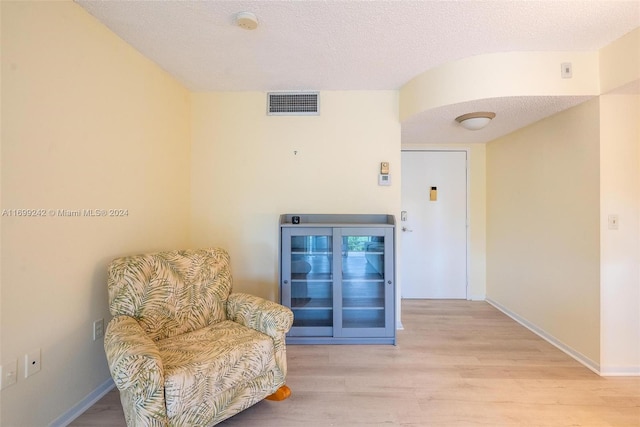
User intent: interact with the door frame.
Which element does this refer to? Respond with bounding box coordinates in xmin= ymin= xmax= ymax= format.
xmin=399 ymin=148 xmax=470 ymax=300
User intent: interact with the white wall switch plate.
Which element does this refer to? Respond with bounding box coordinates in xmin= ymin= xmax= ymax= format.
xmin=1 ymin=359 xmax=18 ymax=389
xmin=608 ymin=214 xmax=619 ymax=230
xmin=93 ymin=318 xmax=104 ymax=340
xmin=378 ymin=174 xmax=391 ymax=186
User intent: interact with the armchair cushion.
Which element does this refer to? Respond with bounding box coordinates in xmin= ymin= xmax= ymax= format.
xmin=159 ymin=321 xmax=276 ymax=421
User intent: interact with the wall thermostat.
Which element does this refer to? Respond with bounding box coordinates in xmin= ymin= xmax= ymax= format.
xmin=378 ymin=174 xmax=391 ymax=186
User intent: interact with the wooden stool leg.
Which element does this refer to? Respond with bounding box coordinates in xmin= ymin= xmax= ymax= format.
xmin=265 ymin=385 xmax=291 ymax=401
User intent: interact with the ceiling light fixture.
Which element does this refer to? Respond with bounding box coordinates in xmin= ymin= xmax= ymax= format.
xmin=455 ymin=112 xmax=496 ymax=130
xmin=235 ymin=12 xmax=258 ymax=30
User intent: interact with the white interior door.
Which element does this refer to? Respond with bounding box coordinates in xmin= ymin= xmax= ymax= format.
xmin=400 ymin=151 xmax=467 ymax=299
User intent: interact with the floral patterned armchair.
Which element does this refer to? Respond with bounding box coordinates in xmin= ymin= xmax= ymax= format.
xmin=104 ymin=248 xmax=293 ymax=426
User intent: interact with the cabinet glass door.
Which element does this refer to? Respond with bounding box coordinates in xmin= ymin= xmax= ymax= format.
xmin=282 ymin=228 xmax=333 ymax=336
xmin=337 ymin=228 xmax=394 ymax=337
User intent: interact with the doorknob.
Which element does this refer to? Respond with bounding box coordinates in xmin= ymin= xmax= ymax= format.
xmin=401 ymin=226 xmax=413 ymax=232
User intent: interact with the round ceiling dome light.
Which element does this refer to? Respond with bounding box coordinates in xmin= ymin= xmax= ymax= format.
xmin=455 ymin=112 xmax=496 ymax=130
xmin=236 ymin=12 xmax=259 ymax=30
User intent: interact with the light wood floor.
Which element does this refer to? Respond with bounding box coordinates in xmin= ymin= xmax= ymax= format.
xmin=71 ymin=300 xmax=640 ymax=426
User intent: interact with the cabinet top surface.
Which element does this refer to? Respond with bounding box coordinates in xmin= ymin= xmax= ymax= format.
xmin=280 ymin=214 xmax=395 ymax=228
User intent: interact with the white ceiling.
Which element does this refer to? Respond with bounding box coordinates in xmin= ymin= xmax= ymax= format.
xmin=76 ymin=0 xmax=640 ymax=144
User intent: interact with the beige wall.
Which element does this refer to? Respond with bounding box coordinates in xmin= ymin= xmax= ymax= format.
xmin=484 ymin=28 xmax=640 ymax=375
xmin=1 ymin=2 xmax=190 ymax=425
xmin=598 ymin=29 xmax=640 ymax=374
xmin=400 ymin=51 xmax=599 ymax=122
xmin=191 ymin=91 xmax=401 ymax=302
xmin=599 ymin=28 xmax=640 ymax=94
xmin=468 ymin=144 xmax=487 ymax=300
xmin=486 ymin=99 xmax=601 ymax=367
xmin=599 ymin=94 xmax=640 ymax=374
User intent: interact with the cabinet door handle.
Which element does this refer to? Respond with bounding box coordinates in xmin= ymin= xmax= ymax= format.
xmin=283 ymin=280 xmax=288 ymax=284
xmin=387 ymin=280 xmax=392 ymax=285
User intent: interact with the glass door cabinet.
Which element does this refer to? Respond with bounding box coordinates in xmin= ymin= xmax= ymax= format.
xmin=280 ymin=214 xmax=395 ymax=344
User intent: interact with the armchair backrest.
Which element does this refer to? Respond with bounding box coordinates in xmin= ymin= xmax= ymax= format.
xmin=107 ymin=248 xmax=232 ymax=341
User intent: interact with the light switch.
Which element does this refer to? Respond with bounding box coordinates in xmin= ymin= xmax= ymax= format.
xmin=608 ymin=214 xmax=619 ymax=230
xmin=380 ymin=162 xmax=389 ymax=175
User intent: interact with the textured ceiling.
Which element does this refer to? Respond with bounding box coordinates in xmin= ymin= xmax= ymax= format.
xmin=76 ymin=0 xmax=640 ymax=144
xmin=402 ymin=96 xmax=594 ymax=145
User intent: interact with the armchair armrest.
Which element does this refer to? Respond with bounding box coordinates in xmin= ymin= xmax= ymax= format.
xmin=226 ymin=293 xmax=293 ymax=339
xmin=104 ymin=315 xmax=168 ymax=425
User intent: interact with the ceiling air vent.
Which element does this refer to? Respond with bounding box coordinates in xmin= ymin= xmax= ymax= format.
xmin=267 ymin=92 xmax=319 ymax=116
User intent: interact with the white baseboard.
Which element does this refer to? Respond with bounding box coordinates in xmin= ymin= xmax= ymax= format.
xmin=599 ymin=366 xmax=640 ymax=376
xmin=485 ymin=298 xmax=602 ymax=375
xmin=49 ymin=378 xmax=115 ymax=427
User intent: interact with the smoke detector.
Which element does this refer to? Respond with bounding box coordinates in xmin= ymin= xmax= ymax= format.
xmin=236 ymin=12 xmax=258 ymax=30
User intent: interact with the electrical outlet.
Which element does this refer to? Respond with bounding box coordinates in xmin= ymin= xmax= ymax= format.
xmin=93 ymin=319 xmax=104 ymax=340
xmin=24 ymin=349 xmax=41 ymax=378
xmin=1 ymin=359 xmax=18 ymax=389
